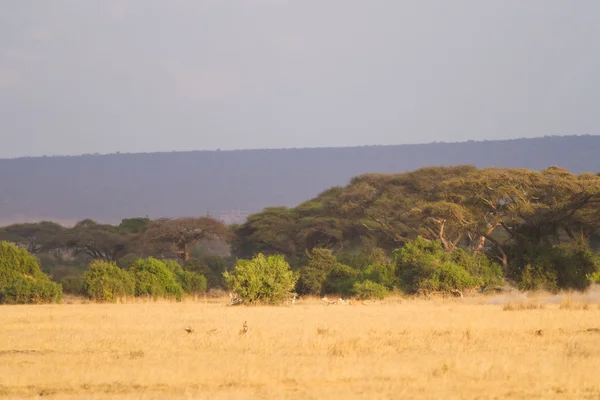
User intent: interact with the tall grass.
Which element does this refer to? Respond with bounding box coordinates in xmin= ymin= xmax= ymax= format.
xmin=1 ymin=296 xmax=599 ymax=399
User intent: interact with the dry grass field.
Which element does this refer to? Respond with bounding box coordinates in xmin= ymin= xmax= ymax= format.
xmin=2 ymin=291 xmax=600 ymax=399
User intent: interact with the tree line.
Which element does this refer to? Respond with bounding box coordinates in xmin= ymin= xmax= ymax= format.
xmin=2 ymin=165 xmax=600 ymax=304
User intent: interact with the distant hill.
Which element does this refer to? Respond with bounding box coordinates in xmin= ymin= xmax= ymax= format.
xmin=0 ymin=135 xmax=598 ymax=226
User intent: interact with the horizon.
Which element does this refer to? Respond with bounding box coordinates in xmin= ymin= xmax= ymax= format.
xmin=0 ymin=133 xmax=595 ymax=160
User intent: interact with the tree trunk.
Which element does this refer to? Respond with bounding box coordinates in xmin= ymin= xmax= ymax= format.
xmin=305 ymin=247 xmax=312 ymax=259
xmin=182 ymin=243 xmax=190 ymax=263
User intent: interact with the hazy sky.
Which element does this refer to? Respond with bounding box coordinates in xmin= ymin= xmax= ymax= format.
xmin=1 ymin=1 xmax=599 ymax=158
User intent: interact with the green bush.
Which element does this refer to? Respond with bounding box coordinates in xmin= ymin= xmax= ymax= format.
xmin=0 ymin=241 xmax=63 ymax=304
xmin=587 ymin=271 xmax=600 ymax=284
xmin=164 ymin=260 xmax=207 ymax=295
xmin=60 ymin=275 xmax=85 ymax=295
xmin=296 ymin=248 xmax=362 ymax=296
xmin=508 ymin=239 xmax=600 ymax=292
xmin=420 ymin=261 xmax=480 ymax=292
xmin=296 ymin=265 xmax=328 ymax=295
xmin=360 ymin=262 xmax=397 ymax=289
xmin=83 ymin=260 xmax=135 ymax=302
xmin=352 ymin=280 xmax=389 ymax=300
xmin=323 ymin=263 xmax=359 ymax=296
xmin=452 ymin=248 xmax=503 ymax=287
xmin=296 ymin=248 xmax=338 ymax=295
xmin=395 ymin=237 xmax=489 ymax=294
xmin=177 ymin=270 xmax=207 ymax=295
xmin=223 ymin=253 xmax=298 ymax=305
xmin=185 ymin=255 xmax=229 ymax=289
xmin=0 ymin=275 xmax=63 ymax=304
xmin=519 ymin=263 xmax=558 ymax=292
xmin=130 ymin=257 xmax=184 ymax=301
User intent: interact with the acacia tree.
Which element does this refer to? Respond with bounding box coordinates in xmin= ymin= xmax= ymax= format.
xmin=48 ymin=219 xmax=132 ymax=262
xmin=439 ymin=167 xmax=600 ymax=270
xmin=145 ymin=217 xmax=229 ymax=263
xmin=232 ymin=207 xmax=299 ymax=258
xmin=334 ymin=166 xmax=478 ymax=245
xmin=0 ymin=221 xmax=65 ymax=254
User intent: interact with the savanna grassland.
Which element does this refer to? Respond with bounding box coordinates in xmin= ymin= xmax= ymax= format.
xmin=2 ymin=293 xmax=600 ymax=400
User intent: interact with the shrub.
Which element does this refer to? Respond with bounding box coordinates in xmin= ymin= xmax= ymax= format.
xmin=338 ymin=247 xmax=390 ymax=270
xmin=223 ymin=253 xmax=298 ymax=305
xmin=553 ymin=242 xmax=600 ymax=290
xmin=0 ymin=276 xmax=63 ymax=304
xmin=164 ymin=260 xmax=207 ymax=295
xmin=588 ymin=271 xmax=600 ymax=284
xmin=176 ymin=270 xmax=207 ymax=295
xmin=352 ymin=280 xmax=389 ymax=300
xmin=508 ymin=239 xmax=600 ymax=291
xmin=130 ymin=257 xmax=184 ymax=301
xmin=83 ymin=260 xmax=135 ymax=302
xmin=360 ymin=262 xmax=397 ymax=289
xmin=395 ymin=237 xmax=489 ymax=294
xmin=296 ymin=248 xmax=338 ymax=295
xmin=296 ymin=265 xmax=328 ymax=295
xmin=420 ymin=261 xmax=480 ymax=292
xmin=0 ymin=241 xmax=63 ymax=304
xmin=452 ymin=248 xmax=503 ymax=287
xmin=518 ymin=263 xmax=558 ymax=292
xmin=60 ymin=275 xmax=85 ymax=295
xmin=185 ymin=255 xmax=229 ymax=288
xmin=323 ymin=263 xmax=359 ymax=296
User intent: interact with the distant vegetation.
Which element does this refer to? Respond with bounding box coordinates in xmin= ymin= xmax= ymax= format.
xmin=1 ymin=135 xmax=599 ymax=225
xmin=1 ymin=165 xmax=600 ymax=304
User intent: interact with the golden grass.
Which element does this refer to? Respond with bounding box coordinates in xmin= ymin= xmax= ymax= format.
xmin=1 ymin=294 xmax=600 ymax=399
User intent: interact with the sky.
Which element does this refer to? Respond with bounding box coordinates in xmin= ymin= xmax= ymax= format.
xmin=1 ymin=0 xmax=599 ymax=158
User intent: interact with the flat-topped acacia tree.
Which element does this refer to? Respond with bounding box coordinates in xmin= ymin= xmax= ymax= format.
xmin=145 ymin=217 xmax=230 ymax=263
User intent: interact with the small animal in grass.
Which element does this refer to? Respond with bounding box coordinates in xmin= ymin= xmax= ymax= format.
xmin=239 ymin=321 xmax=248 ymax=335
xmin=184 ymin=326 xmax=194 ymax=334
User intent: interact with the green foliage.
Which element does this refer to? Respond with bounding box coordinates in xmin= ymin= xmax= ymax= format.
xmin=164 ymin=260 xmax=207 ymax=295
xmin=0 ymin=241 xmax=63 ymax=304
xmin=518 ymin=263 xmax=558 ymax=292
xmin=296 ymin=265 xmax=328 ymax=295
xmin=323 ymin=263 xmax=359 ymax=296
xmin=508 ymin=240 xmax=600 ymax=292
xmin=223 ymin=253 xmax=298 ymax=305
xmin=129 ymin=257 xmax=184 ymax=301
xmin=60 ymin=275 xmax=85 ymax=295
xmin=553 ymin=242 xmax=600 ymax=290
xmin=35 ymin=252 xmax=90 ymax=280
xmin=185 ymin=254 xmax=231 ymax=289
xmin=83 ymin=260 xmax=135 ymax=302
xmin=232 ymin=207 xmax=299 ymax=258
xmin=337 ymin=251 xmax=373 ymax=270
xmin=117 ymin=253 xmax=139 ymax=269
xmin=419 ymin=261 xmax=480 ymax=293
xmin=360 ymin=262 xmax=397 ymax=289
xmin=338 ymin=248 xmax=390 ymax=270
xmin=296 ymin=248 xmax=338 ymax=295
xmin=118 ymin=217 xmax=150 ymax=233
xmin=395 ymin=237 xmax=493 ymax=293
xmin=451 ymin=248 xmax=503 ymax=287
xmin=0 ymin=241 xmax=47 ymax=284
xmin=587 ymin=271 xmax=600 ymax=284
xmin=176 ymin=269 xmax=207 ymax=295
xmin=352 ymin=280 xmax=389 ymax=300
xmin=0 ymin=276 xmax=63 ymax=304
